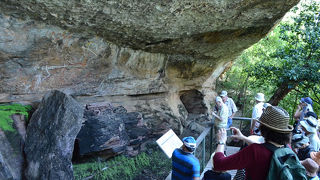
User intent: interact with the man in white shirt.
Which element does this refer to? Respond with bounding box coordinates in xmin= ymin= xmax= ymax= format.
xmin=220 ymin=90 xmax=238 ymax=128
xmin=251 ymin=93 xmax=265 ymax=135
xmin=212 ymin=96 xmax=229 ymax=129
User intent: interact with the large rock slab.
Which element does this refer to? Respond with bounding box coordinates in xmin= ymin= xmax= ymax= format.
xmin=24 ymin=90 xmax=83 ymax=180
xmin=76 ymin=103 xmax=150 ymax=159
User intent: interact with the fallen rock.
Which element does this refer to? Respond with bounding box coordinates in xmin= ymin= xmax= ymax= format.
xmin=76 ymin=103 xmax=151 ymax=159
xmin=24 ymin=90 xmax=83 ymax=180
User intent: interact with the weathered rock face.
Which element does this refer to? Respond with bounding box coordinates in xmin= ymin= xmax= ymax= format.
xmin=0 ymin=0 xmax=299 ymax=57
xmin=0 ymin=108 xmax=29 ymax=180
xmin=0 ymin=130 xmax=23 ymax=180
xmin=0 ymin=0 xmax=299 ymax=135
xmin=75 ymin=103 xmax=150 ymax=159
xmin=24 ymin=90 xmax=83 ymax=180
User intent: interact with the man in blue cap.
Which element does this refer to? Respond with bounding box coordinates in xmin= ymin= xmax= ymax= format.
xmin=172 ymin=136 xmax=200 ymax=180
xmin=295 ymin=97 xmax=314 ymax=121
xmin=294 ymin=97 xmax=314 ymax=133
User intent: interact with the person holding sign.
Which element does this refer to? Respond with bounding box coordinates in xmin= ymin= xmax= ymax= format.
xmin=172 ymin=136 xmax=200 ymax=180
xmin=212 ymin=96 xmax=229 ymax=130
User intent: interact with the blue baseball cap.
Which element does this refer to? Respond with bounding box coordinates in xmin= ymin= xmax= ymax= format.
xmin=182 ymin=136 xmax=196 ymax=152
xmin=301 ymin=97 xmax=313 ymax=105
xmin=304 ymin=97 xmax=313 ymax=105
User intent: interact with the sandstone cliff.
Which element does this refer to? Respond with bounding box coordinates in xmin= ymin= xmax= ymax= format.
xmin=0 ymin=0 xmax=299 ymax=135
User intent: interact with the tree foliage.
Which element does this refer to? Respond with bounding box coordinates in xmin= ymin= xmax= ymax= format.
xmin=217 ymin=2 xmax=320 ymax=119
xmin=249 ymin=2 xmax=320 ymax=105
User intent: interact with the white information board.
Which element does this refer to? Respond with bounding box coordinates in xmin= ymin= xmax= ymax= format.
xmin=156 ymin=129 xmax=183 ymax=158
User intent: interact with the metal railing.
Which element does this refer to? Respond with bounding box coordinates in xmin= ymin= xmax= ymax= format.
xmin=195 ymin=126 xmax=212 ymax=172
xmin=195 ymin=116 xmax=252 ymax=172
xmin=166 ymin=116 xmax=251 ymax=180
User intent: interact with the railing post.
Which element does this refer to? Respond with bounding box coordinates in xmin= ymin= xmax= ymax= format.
xmin=202 ymin=138 xmax=205 ymax=172
xmin=209 ymin=117 xmax=215 ymax=156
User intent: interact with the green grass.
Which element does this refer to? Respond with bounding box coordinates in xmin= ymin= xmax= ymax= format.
xmin=73 ymin=150 xmax=171 ymax=180
xmin=0 ymin=104 xmax=32 ymax=132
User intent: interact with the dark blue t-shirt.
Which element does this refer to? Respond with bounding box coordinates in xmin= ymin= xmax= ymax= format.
xmin=172 ymin=148 xmax=200 ymax=180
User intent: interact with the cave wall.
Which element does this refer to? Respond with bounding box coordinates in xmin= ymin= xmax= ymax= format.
xmin=0 ymin=0 xmax=300 ymax=135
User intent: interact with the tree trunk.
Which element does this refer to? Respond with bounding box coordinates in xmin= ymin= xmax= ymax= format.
xmin=268 ymin=82 xmax=296 ymax=106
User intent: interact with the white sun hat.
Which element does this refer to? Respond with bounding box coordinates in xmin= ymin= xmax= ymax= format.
xmin=216 ymin=96 xmax=223 ymax=103
xmin=300 ymin=116 xmax=318 ymax=133
xmin=220 ymin=90 xmax=228 ymax=97
xmin=255 ymin=93 xmax=265 ymax=102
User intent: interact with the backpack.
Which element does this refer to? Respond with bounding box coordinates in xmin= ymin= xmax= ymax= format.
xmin=263 ymin=143 xmax=308 ymax=180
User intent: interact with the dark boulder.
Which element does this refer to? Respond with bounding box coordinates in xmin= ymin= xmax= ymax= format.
xmin=76 ymin=103 xmax=150 ymax=159
xmin=24 ymin=90 xmax=83 ymax=180
xmin=76 ymin=108 xmax=129 ymax=158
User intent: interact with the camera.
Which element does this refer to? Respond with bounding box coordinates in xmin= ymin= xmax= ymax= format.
xmin=226 ymin=129 xmax=233 ymax=136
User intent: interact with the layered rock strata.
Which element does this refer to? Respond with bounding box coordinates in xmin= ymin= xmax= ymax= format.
xmin=0 ymin=0 xmax=299 ymax=135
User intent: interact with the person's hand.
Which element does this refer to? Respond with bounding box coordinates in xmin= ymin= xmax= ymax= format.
xmin=230 ymin=127 xmax=244 ymax=141
xmin=217 ymin=128 xmax=227 ymax=143
xmin=212 ymin=112 xmax=220 ymax=120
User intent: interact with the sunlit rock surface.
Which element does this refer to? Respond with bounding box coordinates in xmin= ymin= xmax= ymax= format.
xmin=0 ymin=0 xmax=299 ymax=135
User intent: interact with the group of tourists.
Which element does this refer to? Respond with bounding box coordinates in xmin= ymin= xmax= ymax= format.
xmin=171 ymin=90 xmax=320 ymax=180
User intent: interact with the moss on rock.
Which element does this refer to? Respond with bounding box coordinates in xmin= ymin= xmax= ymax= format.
xmin=0 ymin=104 xmax=32 ymax=132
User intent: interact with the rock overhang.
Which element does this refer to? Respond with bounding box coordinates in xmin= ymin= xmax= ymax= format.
xmin=0 ymin=0 xmax=299 ymax=59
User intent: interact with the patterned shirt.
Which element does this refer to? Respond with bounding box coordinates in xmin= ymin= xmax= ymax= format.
xmin=224 ymin=98 xmax=238 ymax=117
xmin=172 ymin=148 xmax=200 ymax=180
xmin=214 ymin=103 xmax=229 ymax=128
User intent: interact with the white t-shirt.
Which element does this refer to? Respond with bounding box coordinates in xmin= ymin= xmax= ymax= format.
xmin=251 ymin=102 xmax=264 ymax=131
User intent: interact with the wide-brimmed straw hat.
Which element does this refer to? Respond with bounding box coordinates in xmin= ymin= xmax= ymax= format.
xmin=301 ymin=158 xmax=319 ymax=177
xmin=300 ymin=116 xmax=318 ymax=133
xmin=257 ymin=106 xmax=293 ymax=133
